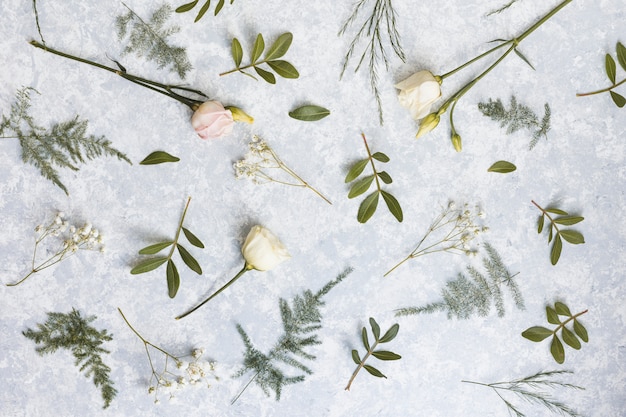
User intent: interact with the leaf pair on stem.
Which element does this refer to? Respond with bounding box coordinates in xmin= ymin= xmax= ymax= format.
xmin=577 ymin=41 xmax=626 ymax=108
xmin=532 ymin=200 xmax=584 ymax=265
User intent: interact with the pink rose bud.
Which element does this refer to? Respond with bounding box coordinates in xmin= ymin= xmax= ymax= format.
xmin=191 ymin=101 xmax=234 ymax=139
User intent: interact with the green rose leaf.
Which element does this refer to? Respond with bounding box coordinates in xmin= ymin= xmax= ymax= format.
xmin=363 ymin=365 xmax=386 ymax=378
xmin=288 ymin=105 xmax=330 ymax=121
xmin=573 ymin=320 xmax=589 ymax=343
xmin=138 ymin=241 xmax=174 ymax=255
xmin=139 ymin=151 xmax=180 ymax=165
xmin=267 ymin=60 xmax=299 ymax=79
xmin=553 ymin=216 xmax=584 ymax=226
xmin=195 ymin=0 xmax=212 ymax=22
xmin=537 ymin=215 xmax=545 ymax=234
xmin=167 ymin=260 xmax=180 ymax=298
xmin=232 ymin=38 xmax=243 ymax=68
xmin=550 ymin=335 xmax=565 ymax=364
xmin=617 ymin=42 xmax=626 ymax=71
xmin=351 ymin=349 xmax=361 ymax=365
xmin=560 ymin=230 xmax=585 ymax=245
xmin=550 ymin=234 xmax=563 ymax=265
xmin=554 ymin=302 xmax=572 ymax=317
xmin=605 ymin=53 xmax=617 ymax=84
xmin=357 ymin=192 xmax=379 ymax=223
xmin=381 ymin=190 xmax=403 ymax=222
xmin=610 ymin=91 xmax=626 ymax=108
xmin=561 ymin=327 xmax=581 ymax=350
xmin=264 ymin=32 xmax=293 ymax=61
xmin=369 ymin=317 xmax=380 ymax=340
xmin=361 ymin=327 xmax=370 ymax=351
xmin=521 ymin=326 xmax=553 ymax=342
xmin=251 ymin=34 xmax=265 ymax=64
xmin=175 ymin=0 xmax=199 ymax=13
xmin=348 ymin=175 xmax=374 ymax=199
xmin=371 ymin=152 xmax=390 ymax=163
xmin=487 ymin=160 xmax=517 ymax=173
xmin=177 ymin=244 xmax=202 ymax=275
xmin=130 ymin=257 xmax=168 ymax=274
xmin=371 ymin=350 xmax=402 ymax=361
xmin=345 ymin=159 xmax=369 ymax=183
xmin=546 ymin=306 xmax=560 ymax=324
xmin=182 ymin=227 xmax=205 ymax=248
xmin=377 ymin=171 xmax=392 ymax=184
xmin=379 ymin=323 xmax=399 ymax=343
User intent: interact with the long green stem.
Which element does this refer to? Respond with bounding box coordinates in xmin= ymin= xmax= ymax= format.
xmin=440 ymin=41 xmax=511 ymax=80
xmin=167 ymin=197 xmax=192 ymax=261
xmin=361 ymin=133 xmax=383 ymax=194
xmin=577 ymin=78 xmax=626 ymax=96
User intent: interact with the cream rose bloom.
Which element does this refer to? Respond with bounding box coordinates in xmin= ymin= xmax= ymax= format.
xmin=191 ymin=101 xmax=234 ymax=139
xmin=395 ymin=70 xmax=442 ymax=120
xmin=241 ymin=225 xmax=290 ymax=271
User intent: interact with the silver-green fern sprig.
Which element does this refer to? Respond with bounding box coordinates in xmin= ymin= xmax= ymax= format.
xmin=395 ymin=242 xmax=524 ymax=319
xmin=339 ymin=0 xmax=405 ymax=124
xmin=22 ymin=308 xmax=117 ymax=409
xmin=116 ymin=3 xmax=192 ymax=79
xmin=231 ymin=267 xmax=353 ymax=403
xmin=0 ymin=87 xmax=131 ymax=195
xmin=462 ymin=370 xmax=584 ymax=417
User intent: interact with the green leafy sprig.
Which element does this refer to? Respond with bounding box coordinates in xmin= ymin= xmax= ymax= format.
xmin=345 ymin=318 xmax=400 ymax=390
xmin=0 ymin=87 xmax=130 ymax=195
xmin=395 ymin=242 xmax=525 ymax=319
xmin=176 ymin=0 xmax=235 ymax=21
xmin=130 ymin=197 xmax=204 ymax=298
xmin=23 ymin=309 xmax=117 ymax=408
xmin=577 ymin=41 xmax=626 ymax=108
xmin=220 ymin=33 xmax=299 ymax=84
xmin=231 ymin=268 xmax=353 ymax=403
xmin=462 ymin=370 xmax=584 ymax=417
xmin=522 ymin=302 xmax=589 ymax=364
xmin=532 ymin=200 xmax=585 ymax=265
xmin=345 ymin=133 xmax=402 ymax=223
xmin=478 ymin=96 xmax=551 ymax=150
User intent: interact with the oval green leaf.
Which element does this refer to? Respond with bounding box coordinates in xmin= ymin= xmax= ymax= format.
xmin=288 ymin=105 xmax=330 ymax=121
xmin=379 ymin=323 xmax=399 ymax=343
xmin=363 ymin=364 xmax=386 ymax=378
xmin=351 ymin=349 xmax=361 ymax=365
xmin=537 ymin=215 xmax=545 ymax=234
xmin=617 ymin=42 xmax=626 ymax=71
xmin=550 ymin=234 xmax=563 ymax=265
xmin=372 ymin=350 xmax=402 ymax=361
xmin=361 ymin=327 xmax=370 ymax=351
xmin=546 ymin=306 xmax=560 ymax=324
xmin=488 ymin=160 xmax=516 ymax=173
xmin=231 ymin=38 xmax=243 ymax=68
xmin=345 ymin=159 xmax=369 ymax=183
xmin=264 ymin=32 xmax=293 ymax=61
xmin=381 ymin=190 xmax=403 ymax=222
xmin=545 ymin=208 xmax=568 ymax=215
xmin=573 ymin=320 xmax=589 ymax=343
xmin=167 ymin=260 xmax=180 ymax=298
xmin=560 ymin=230 xmax=585 ymax=244
xmin=553 ymin=216 xmax=584 ymax=226
xmin=369 ymin=317 xmax=380 ymax=340
xmin=606 ymin=54 xmax=617 ymax=84
xmin=254 ymin=66 xmax=276 ymax=84
xmin=371 ymin=152 xmax=390 ymax=163
xmin=177 ymin=244 xmax=202 ymax=275
xmin=610 ymin=91 xmax=626 ymax=108
xmin=175 ymin=0 xmax=199 ymax=13
xmin=182 ymin=227 xmax=205 ymax=248
xmin=551 ymin=335 xmax=565 ymax=364
xmin=214 ymin=0 xmax=225 ymax=16
xmin=140 ymin=151 xmax=180 ymax=165
xmin=521 ymin=326 xmax=553 ymax=342
xmin=130 ymin=257 xmax=168 ymax=274
xmin=377 ymin=171 xmax=392 ymax=184
xmin=251 ymin=34 xmax=265 ymax=64
xmin=554 ymin=302 xmax=572 ymax=316
xmin=348 ymin=175 xmax=374 ymax=199
xmin=357 ymin=192 xmax=379 ymax=223
xmin=194 ymin=0 xmax=211 ymax=22
xmin=267 ymin=60 xmax=299 ymax=79
xmin=139 ymin=241 xmax=174 ymax=255
xmin=561 ymin=327 xmax=581 ymax=350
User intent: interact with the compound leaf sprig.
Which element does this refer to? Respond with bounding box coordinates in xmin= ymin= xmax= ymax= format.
xmin=577 ymin=41 xmax=626 ymax=108
xmin=176 ymin=0 xmax=235 ymax=21
xmin=532 ymin=200 xmax=584 ymax=265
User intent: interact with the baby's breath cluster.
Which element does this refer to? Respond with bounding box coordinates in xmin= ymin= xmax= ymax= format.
xmin=234 ymin=136 xmax=331 ymax=204
xmin=8 ymin=212 xmax=104 ymax=286
xmin=385 ymin=202 xmax=488 ymax=277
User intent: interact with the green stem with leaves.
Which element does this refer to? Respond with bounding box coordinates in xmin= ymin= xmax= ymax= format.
xmin=345 ymin=339 xmax=380 ymax=391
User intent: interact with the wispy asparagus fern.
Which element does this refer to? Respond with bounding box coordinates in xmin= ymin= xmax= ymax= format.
xmin=232 ymin=267 xmax=353 ymax=403
xmin=116 ymin=3 xmax=192 ymax=79
xmin=395 ymin=243 xmax=524 ymax=319
xmin=23 ymin=308 xmax=117 ymax=408
xmin=0 ymin=87 xmax=130 ymax=195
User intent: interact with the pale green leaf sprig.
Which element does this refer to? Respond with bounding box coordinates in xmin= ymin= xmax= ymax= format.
xmin=118 ymin=308 xmax=218 ymax=404
xmin=130 ymin=197 xmax=204 ymax=298
xmin=345 ymin=318 xmax=401 ymax=390
xmin=23 ymin=309 xmax=117 ymax=409
xmin=233 ymin=136 xmax=332 ymax=204
xmin=345 ymin=133 xmax=402 ymax=223
xmin=116 ymin=3 xmax=192 ymax=79
xmin=385 ymin=202 xmax=487 ymax=277
xmin=577 ymin=41 xmax=626 ymax=108
xmin=0 ymin=87 xmax=131 ymax=195
xmin=176 ymin=0 xmax=235 ymax=22
xmin=532 ymin=200 xmax=585 ymax=265
xmin=7 ymin=212 xmax=104 ymax=287
xmin=522 ymin=302 xmax=589 ymax=364
xmin=220 ymin=33 xmax=299 ymax=84
xmin=409 ymin=0 xmax=572 ymax=151
xmin=462 ymin=370 xmax=584 ymax=417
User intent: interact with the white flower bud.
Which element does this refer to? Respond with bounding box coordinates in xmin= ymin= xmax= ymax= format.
xmin=241 ymin=225 xmax=290 ymax=271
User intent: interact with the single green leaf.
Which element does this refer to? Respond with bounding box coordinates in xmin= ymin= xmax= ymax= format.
xmin=560 ymin=230 xmax=585 ymax=244
xmin=361 ymin=327 xmax=370 ymax=351
xmin=550 ymin=234 xmax=563 ymax=265
xmin=617 ymin=42 xmax=626 ymax=71
xmin=175 ymin=0 xmax=199 ymax=13
xmin=606 ymin=53 xmax=617 ymax=84
xmin=214 ymin=0 xmax=225 ymax=15
xmin=561 ymin=327 xmax=581 ymax=350
xmin=363 ymin=365 xmax=386 ymax=378
xmin=288 ymin=105 xmax=330 ymax=121
xmin=177 ymin=244 xmax=202 ymax=274
xmin=345 ymin=159 xmax=369 ymax=183
xmin=537 ymin=215 xmax=545 ymax=234
xmin=182 ymin=227 xmax=204 ymax=248
xmin=551 ymin=335 xmax=565 ymax=364
xmin=545 ymin=208 xmax=568 ymax=215
xmin=130 ymin=257 xmax=168 ymax=274
xmin=372 ymin=350 xmax=402 ymax=361
xmin=167 ymin=260 xmax=180 ymax=298
xmin=251 ymin=34 xmax=265 ymax=64
xmin=487 ymin=160 xmax=516 ymax=173
xmin=521 ymin=326 xmax=553 ymax=342
xmin=138 ymin=241 xmax=174 ymax=255
xmin=610 ymin=91 xmax=626 ymax=108
xmin=548 ymin=226 xmax=553 ymax=243
xmin=194 ymin=0 xmax=211 ymax=22
xmin=348 ymin=175 xmax=374 ymax=199
xmin=267 ymin=60 xmax=299 ymax=79
xmin=254 ymin=66 xmax=276 ymax=84
xmin=264 ymin=32 xmax=293 ymax=61
xmin=554 ymin=302 xmax=572 ymax=317
xmin=357 ymin=192 xmax=379 ymax=223
xmin=553 ymin=216 xmax=584 ymax=226
xmin=379 ymin=323 xmax=399 ymax=343
xmin=377 ymin=171 xmax=392 ymax=184
xmin=139 ymin=151 xmax=180 ymax=165
xmin=371 ymin=152 xmax=390 ymax=163
xmin=351 ymin=349 xmax=361 ymax=365
xmin=369 ymin=318 xmax=380 ymax=340
xmin=514 ymin=48 xmax=536 ymax=70
xmin=573 ymin=320 xmax=589 ymax=343
xmin=231 ymin=38 xmax=243 ymax=68
xmin=381 ymin=191 xmax=403 ymax=222
xmin=546 ymin=306 xmax=560 ymax=324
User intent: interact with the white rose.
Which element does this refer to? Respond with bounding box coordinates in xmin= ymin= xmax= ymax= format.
xmin=241 ymin=225 xmax=290 ymax=271
xmin=395 ymin=70 xmax=442 ymax=120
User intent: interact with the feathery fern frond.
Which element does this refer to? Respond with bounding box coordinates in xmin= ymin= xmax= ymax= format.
xmin=0 ymin=87 xmax=131 ymax=195
xmin=22 ymin=308 xmax=117 ymax=408
xmin=116 ymin=3 xmax=192 ymax=79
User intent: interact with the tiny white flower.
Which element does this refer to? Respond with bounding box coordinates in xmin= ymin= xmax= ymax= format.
xmin=448 ymin=201 xmax=456 ymax=210
xmin=192 ymin=348 xmax=204 ymax=359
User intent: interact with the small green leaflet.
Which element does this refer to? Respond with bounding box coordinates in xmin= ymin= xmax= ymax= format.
xmin=131 ymin=257 xmax=168 ymax=274
xmin=175 ymin=0 xmax=235 ymax=21
xmin=606 ymin=54 xmax=617 ymax=84
xmin=357 ymin=192 xmax=379 ymax=223
xmin=610 ymin=91 xmax=626 ymax=108
xmin=231 ymin=38 xmax=243 ymax=67
xmin=617 ymin=42 xmax=626 ymax=71
xmin=140 ymin=151 xmax=180 ymax=165
xmin=488 ymin=160 xmax=516 ymax=173
xmin=138 ymin=241 xmax=174 ymax=255
xmin=288 ymin=105 xmax=330 ymax=121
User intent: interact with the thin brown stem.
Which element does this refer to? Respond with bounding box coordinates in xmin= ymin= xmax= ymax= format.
xmin=576 ymin=78 xmax=626 ymax=96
